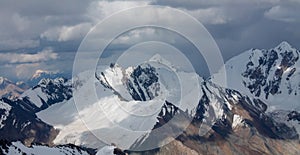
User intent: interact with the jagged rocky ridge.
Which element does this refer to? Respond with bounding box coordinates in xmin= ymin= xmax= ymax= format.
xmin=127 ymin=42 xmax=300 ymax=154
xmin=128 ymin=81 xmax=300 ymax=155
xmin=20 ymin=77 xmax=72 ymax=112
xmin=96 ymin=63 xmax=161 ymax=102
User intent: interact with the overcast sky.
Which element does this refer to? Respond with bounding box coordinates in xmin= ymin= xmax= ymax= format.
xmin=0 ymin=0 xmax=299 ymax=81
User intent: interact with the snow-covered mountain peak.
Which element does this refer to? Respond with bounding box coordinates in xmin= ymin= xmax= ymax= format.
xmin=28 ymin=70 xmax=64 ymax=87
xmin=148 ymin=54 xmax=177 ymax=71
xmin=96 ymin=63 xmax=163 ymax=102
xmin=37 ymin=77 xmax=68 ymax=87
xmin=212 ymin=41 xmax=300 ymax=111
xmin=20 ymin=77 xmax=72 ymax=111
xmin=275 ymin=41 xmax=293 ymax=51
xmin=31 ymin=69 xmax=51 ymax=79
xmin=31 ymin=69 xmax=62 ymax=80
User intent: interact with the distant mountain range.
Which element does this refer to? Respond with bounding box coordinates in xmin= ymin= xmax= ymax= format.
xmin=28 ymin=70 xmax=65 ymax=87
xmin=0 ymin=41 xmax=299 ymax=155
xmin=0 ymin=70 xmax=65 ymax=100
xmin=0 ymin=77 xmax=27 ymax=100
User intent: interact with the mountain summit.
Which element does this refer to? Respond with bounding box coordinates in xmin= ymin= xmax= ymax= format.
xmin=212 ymin=41 xmax=300 ymax=111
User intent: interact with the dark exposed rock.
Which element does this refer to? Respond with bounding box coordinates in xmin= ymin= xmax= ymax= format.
xmin=241 ymin=43 xmax=299 ymax=99
xmin=288 ymin=111 xmax=300 ymax=122
xmin=126 ymin=65 xmax=159 ymax=101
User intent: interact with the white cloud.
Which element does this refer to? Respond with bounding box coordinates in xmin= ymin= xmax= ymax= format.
xmin=41 ymin=23 xmax=93 ymax=42
xmin=39 ymin=0 xmax=151 ymax=42
xmin=0 ymin=48 xmax=58 ymax=64
xmin=40 ymin=27 xmax=61 ymax=41
xmin=264 ymin=4 xmax=300 ymax=22
xmin=113 ymin=28 xmax=156 ymax=44
xmin=58 ymin=23 xmax=93 ymax=41
xmin=0 ymin=0 xmax=92 ymax=50
xmin=15 ymin=63 xmax=40 ymax=78
xmin=86 ymin=0 xmax=151 ymax=23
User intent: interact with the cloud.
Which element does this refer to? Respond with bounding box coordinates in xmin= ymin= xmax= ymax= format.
xmin=0 ymin=51 xmax=74 ymax=81
xmin=107 ymin=26 xmax=202 ymax=51
xmin=15 ymin=63 xmax=41 ymax=78
xmin=186 ymin=7 xmax=230 ymax=24
xmin=41 ymin=23 xmax=93 ymax=42
xmin=86 ymin=0 xmax=151 ymax=23
xmin=0 ymin=0 xmax=300 ymax=81
xmin=0 ymin=48 xmax=58 ymax=64
xmin=38 ymin=0 xmax=152 ymax=43
xmin=264 ymin=2 xmax=300 ymax=22
xmin=0 ymin=0 xmax=93 ymax=50
xmin=151 ymin=0 xmax=280 ymax=10
xmin=0 ymin=39 xmax=40 ymax=50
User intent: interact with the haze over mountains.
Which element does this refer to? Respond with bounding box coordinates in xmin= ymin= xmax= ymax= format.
xmin=0 ymin=42 xmax=300 ymax=154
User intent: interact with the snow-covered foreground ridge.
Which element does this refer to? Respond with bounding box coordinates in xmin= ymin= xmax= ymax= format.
xmin=0 ymin=141 xmax=91 ymax=155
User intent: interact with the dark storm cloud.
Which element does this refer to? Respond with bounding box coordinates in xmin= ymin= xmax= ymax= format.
xmin=0 ymin=0 xmax=151 ymax=80
xmin=151 ymin=0 xmax=219 ymax=9
xmin=152 ymin=0 xmax=300 ymax=60
xmin=0 ymin=0 xmax=95 ymax=50
xmin=0 ymin=0 xmax=300 ymax=80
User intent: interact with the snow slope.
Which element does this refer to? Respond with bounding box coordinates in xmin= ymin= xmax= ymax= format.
xmin=0 ymin=141 xmax=90 ymax=155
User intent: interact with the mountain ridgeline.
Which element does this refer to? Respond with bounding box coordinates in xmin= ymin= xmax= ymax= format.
xmin=0 ymin=41 xmax=300 ymax=155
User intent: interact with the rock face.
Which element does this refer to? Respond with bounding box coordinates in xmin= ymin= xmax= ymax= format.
xmin=97 ymin=64 xmax=161 ymax=101
xmin=129 ymin=101 xmax=191 ymax=151
xmin=126 ymin=64 xmax=160 ymax=101
xmin=0 ymin=98 xmax=59 ymax=146
xmin=241 ymin=42 xmax=299 ymax=99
